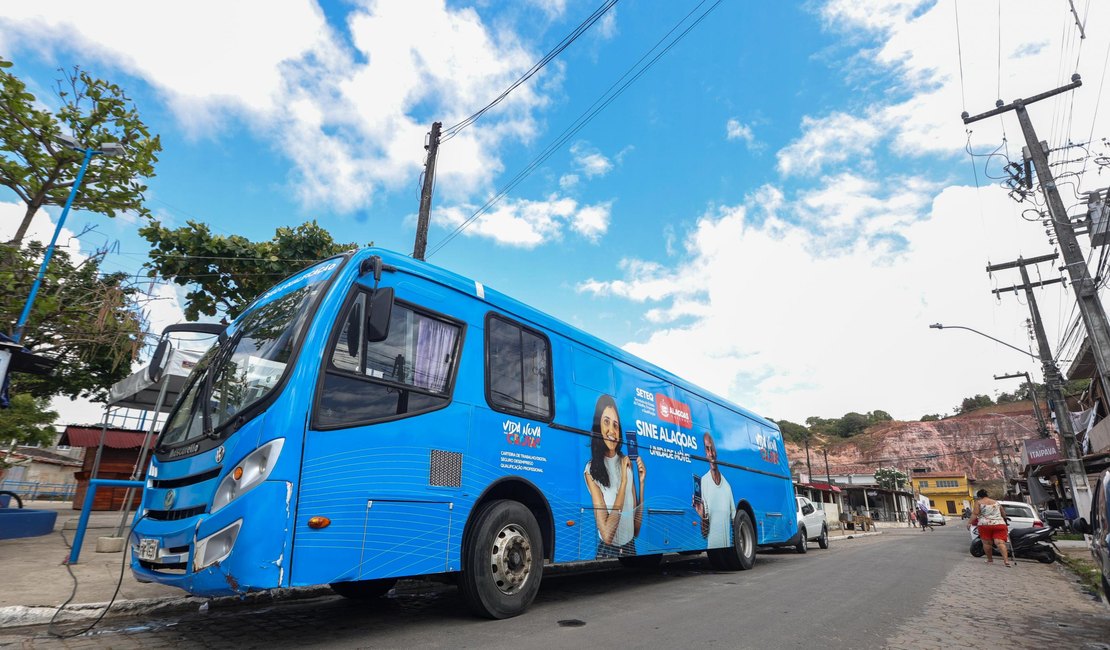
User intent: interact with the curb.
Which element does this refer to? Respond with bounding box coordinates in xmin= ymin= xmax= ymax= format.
xmin=0 ymin=586 xmax=334 ymax=630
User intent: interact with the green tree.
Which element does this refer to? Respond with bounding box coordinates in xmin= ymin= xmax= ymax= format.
xmin=0 ymin=58 xmax=161 ymax=246
xmin=775 ymin=419 xmax=810 ymax=444
xmin=140 ymin=220 xmax=360 ymax=321
xmin=0 ymin=394 xmax=59 ymax=462
xmin=867 ymin=410 xmax=893 ymax=424
xmin=1 ymin=244 xmax=145 ymax=401
xmin=956 ymin=394 xmax=994 ymax=415
xmin=874 ymin=466 xmax=907 ymax=490
xmin=836 ymin=412 xmax=870 ymax=437
xmin=919 ymin=413 xmax=942 ymax=422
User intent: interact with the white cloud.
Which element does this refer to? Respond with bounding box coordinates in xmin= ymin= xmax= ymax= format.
xmin=559 ymin=173 xmax=580 ymax=190
xmin=0 ymin=201 xmax=83 ymax=260
xmin=435 ymin=195 xmax=611 ymax=247
xmin=776 ymin=113 xmax=882 ymax=177
xmin=726 ymin=118 xmax=757 ymax=148
xmin=570 ymin=141 xmax=614 ymax=177
xmin=578 ymin=183 xmax=1053 ymax=423
xmin=0 ymin=1 xmax=557 ymax=214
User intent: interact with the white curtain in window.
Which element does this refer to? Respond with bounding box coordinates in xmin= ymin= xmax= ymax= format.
xmin=413 ymin=317 xmax=456 ymax=392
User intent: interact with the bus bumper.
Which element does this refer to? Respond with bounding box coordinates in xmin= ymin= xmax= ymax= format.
xmin=130 ymin=480 xmax=291 ymax=597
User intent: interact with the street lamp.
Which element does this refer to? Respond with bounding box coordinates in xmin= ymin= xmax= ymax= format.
xmin=928 ymin=323 xmax=1039 ymax=360
xmin=11 ymin=136 xmax=124 ymax=342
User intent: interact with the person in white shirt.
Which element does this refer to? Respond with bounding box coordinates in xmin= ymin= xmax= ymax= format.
xmin=695 ymin=432 xmax=735 ymax=548
xmin=584 ymin=394 xmax=646 ymax=557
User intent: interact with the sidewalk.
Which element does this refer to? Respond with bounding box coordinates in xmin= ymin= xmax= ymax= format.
xmin=0 ymin=501 xmax=328 ymax=628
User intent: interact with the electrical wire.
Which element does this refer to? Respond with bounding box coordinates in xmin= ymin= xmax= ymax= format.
xmin=953 ymin=0 xmax=967 ymax=112
xmin=440 ymin=0 xmax=621 ymax=142
xmin=426 ymin=0 xmax=722 ymax=259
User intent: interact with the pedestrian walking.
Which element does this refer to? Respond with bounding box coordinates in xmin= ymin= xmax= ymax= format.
xmin=908 ymin=511 xmax=917 ymax=527
xmin=971 ymin=488 xmax=1011 ymax=567
xmin=916 ymin=505 xmax=933 ymax=531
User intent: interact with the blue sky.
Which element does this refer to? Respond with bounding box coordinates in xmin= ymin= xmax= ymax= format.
xmin=2 ymin=1 xmax=1107 ymax=428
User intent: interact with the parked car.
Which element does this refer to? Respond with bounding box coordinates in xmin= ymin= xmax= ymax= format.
xmin=926 ymin=509 xmax=946 ymax=526
xmin=792 ymin=496 xmax=829 ymax=553
xmin=1073 ymin=469 xmax=1110 ymax=604
xmin=997 ymin=500 xmax=1044 ymax=529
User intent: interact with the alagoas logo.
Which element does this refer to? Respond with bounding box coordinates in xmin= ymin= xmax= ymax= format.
xmin=655 ymin=394 xmax=693 ymax=429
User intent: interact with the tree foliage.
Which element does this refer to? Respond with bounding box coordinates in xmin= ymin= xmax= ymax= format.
xmin=140 ymin=220 xmax=360 ymax=321
xmin=919 ymin=413 xmax=942 ymax=422
xmin=874 ymin=466 xmax=907 ymax=490
xmin=0 ymin=394 xmax=59 ymax=458
xmin=775 ymin=419 xmax=810 ymax=444
xmin=955 ymin=394 xmax=994 ymax=415
xmin=805 ymin=409 xmax=893 ymax=438
xmin=1 ymin=244 xmax=145 ymax=401
xmin=0 ymin=57 xmax=161 ymax=245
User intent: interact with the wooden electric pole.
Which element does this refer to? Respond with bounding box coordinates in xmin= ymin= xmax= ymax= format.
xmin=994 ymin=370 xmax=1049 ymax=437
xmin=412 ymin=121 xmax=442 ymax=261
xmin=986 ymin=254 xmax=1092 ymax=516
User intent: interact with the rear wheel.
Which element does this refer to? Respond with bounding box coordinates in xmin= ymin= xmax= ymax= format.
xmin=1035 ymin=548 xmax=1057 ymax=564
xmin=817 ymin=525 xmax=829 ymax=549
xmin=618 ymin=554 xmax=663 ymax=569
xmin=707 ymin=510 xmax=756 ymax=571
xmin=329 ymin=578 xmax=396 ymax=600
xmin=970 ymin=540 xmax=985 ymax=557
xmin=459 ymin=500 xmax=544 ymax=619
xmin=794 ymin=526 xmax=808 ymax=554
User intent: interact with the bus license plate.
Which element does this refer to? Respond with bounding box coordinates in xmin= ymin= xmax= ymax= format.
xmin=138 ymin=538 xmax=159 ymax=561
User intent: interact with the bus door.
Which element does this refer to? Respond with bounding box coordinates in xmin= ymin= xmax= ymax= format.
xmin=292 ymin=286 xmax=468 ymax=587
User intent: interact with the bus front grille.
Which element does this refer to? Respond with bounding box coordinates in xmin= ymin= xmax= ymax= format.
xmin=146 ymin=505 xmax=206 ymax=521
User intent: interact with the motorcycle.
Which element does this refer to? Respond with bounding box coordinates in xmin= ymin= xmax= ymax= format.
xmin=968 ymin=524 xmax=1059 ymax=563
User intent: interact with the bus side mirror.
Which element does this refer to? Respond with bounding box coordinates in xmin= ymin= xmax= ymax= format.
xmin=366 ymin=287 xmax=394 ymax=343
xmin=148 ymin=339 xmax=170 ymax=383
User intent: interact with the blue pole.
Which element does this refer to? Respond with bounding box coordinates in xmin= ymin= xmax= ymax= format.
xmin=12 ymin=147 xmax=97 ymax=343
xmin=68 ymin=477 xmax=145 ymax=565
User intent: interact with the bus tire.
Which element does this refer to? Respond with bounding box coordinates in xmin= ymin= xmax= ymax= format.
xmin=618 ymin=554 xmax=663 ymax=569
xmin=707 ymin=510 xmax=756 ymax=571
xmin=329 ymin=578 xmax=396 ymax=600
xmin=460 ymin=499 xmax=543 ymax=619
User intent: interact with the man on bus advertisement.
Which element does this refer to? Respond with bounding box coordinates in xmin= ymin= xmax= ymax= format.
xmin=695 ymin=431 xmax=735 ymax=548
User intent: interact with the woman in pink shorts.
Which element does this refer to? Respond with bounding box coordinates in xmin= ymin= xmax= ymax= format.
xmin=971 ymin=489 xmax=1011 ymax=566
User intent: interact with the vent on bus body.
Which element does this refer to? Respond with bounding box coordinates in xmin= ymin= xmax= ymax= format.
xmin=429 ymin=450 xmax=462 ymax=488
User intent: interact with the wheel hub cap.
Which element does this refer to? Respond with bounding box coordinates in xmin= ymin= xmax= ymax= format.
xmin=490 ymin=524 xmax=532 ymax=595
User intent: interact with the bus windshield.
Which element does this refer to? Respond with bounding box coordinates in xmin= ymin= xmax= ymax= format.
xmin=158 ymin=258 xmax=341 ymax=450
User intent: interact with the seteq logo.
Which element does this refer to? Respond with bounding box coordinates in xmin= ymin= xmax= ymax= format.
xmin=655 ymin=394 xmax=693 ymax=429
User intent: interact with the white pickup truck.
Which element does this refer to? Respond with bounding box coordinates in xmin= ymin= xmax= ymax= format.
xmin=793 ymin=496 xmax=830 ymax=553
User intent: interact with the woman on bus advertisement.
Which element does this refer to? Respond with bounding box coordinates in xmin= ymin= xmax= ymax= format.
xmin=584 ymin=394 xmax=646 ymax=558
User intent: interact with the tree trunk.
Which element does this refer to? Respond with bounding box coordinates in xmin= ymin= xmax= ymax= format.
xmin=9 ymin=203 xmax=40 ymax=247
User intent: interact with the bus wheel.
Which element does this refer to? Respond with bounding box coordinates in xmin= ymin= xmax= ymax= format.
xmin=707 ymin=510 xmax=756 ymax=571
xmin=460 ymin=499 xmax=543 ymax=619
xmin=329 ymin=578 xmax=396 ymax=600
xmin=618 ymin=554 xmax=663 ymax=569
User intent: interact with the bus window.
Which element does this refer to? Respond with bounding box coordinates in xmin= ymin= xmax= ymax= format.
xmin=315 ymin=298 xmax=462 ymax=428
xmin=486 ymin=314 xmax=552 ymax=421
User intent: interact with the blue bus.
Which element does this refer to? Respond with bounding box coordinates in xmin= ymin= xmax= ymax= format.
xmin=131 ymin=248 xmax=795 ymax=618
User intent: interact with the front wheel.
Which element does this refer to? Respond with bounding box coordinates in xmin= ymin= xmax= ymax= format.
xmin=459 ymin=500 xmax=544 ymax=619
xmin=707 ymin=510 xmax=756 ymax=571
xmin=817 ymin=525 xmax=829 ymax=549
xmin=970 ymin=540 xmax=984 ymax=557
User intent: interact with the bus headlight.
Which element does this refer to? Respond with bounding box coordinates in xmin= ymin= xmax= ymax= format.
xmin=211 ymin=439 xmax=284 ymax=514
xmin=194 ymin=520 xmax=242 ymax=570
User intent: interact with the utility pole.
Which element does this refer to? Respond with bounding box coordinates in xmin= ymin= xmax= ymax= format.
xmin=965 ymin=76 xmax=1110 ymax=410
xmin=994 ymin=370 xmax=1049 ymax=437
xmin=986 ymin=254 xmax=1092 ymax=516
xmin=804 ymin=434 xmax=813 ymax=480
xmin=412 ymin=121 xmax=442 ymax=261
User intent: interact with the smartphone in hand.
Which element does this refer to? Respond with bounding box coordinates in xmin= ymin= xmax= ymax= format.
xmin=692 ymin=473 xmax=702 ymax=508
xmin=626 ymin=429 xmax=639 ymax=460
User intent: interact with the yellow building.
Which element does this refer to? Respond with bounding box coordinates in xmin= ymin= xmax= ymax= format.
xmin=911 ymin=473 xmax=975 ymax=516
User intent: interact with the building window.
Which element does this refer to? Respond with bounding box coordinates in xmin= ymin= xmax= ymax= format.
xmin=919 ymin=481 xmax=929 ymax=488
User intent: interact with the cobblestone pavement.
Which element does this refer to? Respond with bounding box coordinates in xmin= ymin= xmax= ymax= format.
xmin=885 ymin=549 xmax=1110 ymax=650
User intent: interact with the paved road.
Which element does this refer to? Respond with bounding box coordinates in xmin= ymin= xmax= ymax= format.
xmin=4 ymin=524 xmax=1109 ymax=648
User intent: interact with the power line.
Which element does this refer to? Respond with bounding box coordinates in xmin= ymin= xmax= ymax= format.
xmin=440 ymin=0 xmax=620 ymax=142
xmin=427 ymin=0 xmax=723 ymax=258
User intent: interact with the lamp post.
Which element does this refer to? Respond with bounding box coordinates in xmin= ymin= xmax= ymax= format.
xmin=929 ymin=322 xmax=1092 ymax=518
xmin=11 ymin=136 xmax=124 ymax=343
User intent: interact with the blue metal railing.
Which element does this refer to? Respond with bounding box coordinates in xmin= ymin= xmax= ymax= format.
xmin=68 ymin=478 xmax=145 ymax=565
xmin=0 ymin=480 xmax=78 ymax=501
